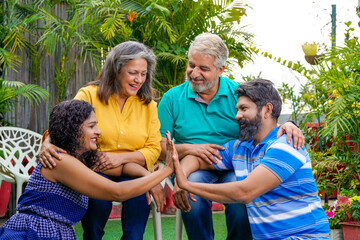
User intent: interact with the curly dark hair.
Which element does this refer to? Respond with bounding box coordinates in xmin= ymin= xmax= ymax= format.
xmin=49 ymin=100 xmax=99 ymax=168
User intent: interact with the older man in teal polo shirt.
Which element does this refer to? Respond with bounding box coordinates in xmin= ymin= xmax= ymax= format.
xmin=157 ymin=33 xmax=304 ymax=240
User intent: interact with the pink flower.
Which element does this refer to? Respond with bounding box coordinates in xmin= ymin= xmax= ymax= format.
xmin=326 ymin=211 xmax=335 ymax=218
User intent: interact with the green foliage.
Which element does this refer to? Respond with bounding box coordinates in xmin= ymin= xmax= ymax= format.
xmin=250 ymin=45 xmax=311 ymax=77
xmin=1 ymin=0 xmax=254 ymax=102
xmin=127 ymin=0 xmax=254 ymax=98
xmin=0 ymin=78 xmax=49 ymax=125
xmin=351 ymin=196 xmax=360 ymax=222
xmin=310 ymin=149 xmax=360 ymax=194
xmin=0 ymin=0 xmax=39 ymax=73
xmin=324 ymin=201 xmax=352 ymax=229
xmin=279 ymin=22 xmax=360 ymax=195
xmin=340 ymin=188 xmax=360 ymax=198
xmin=36 ymin=2 xmax=106 ymax=101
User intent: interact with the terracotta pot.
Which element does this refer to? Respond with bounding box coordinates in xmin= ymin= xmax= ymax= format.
xmin=0 ymin=182 xmax=11 ymax=217
xmin=340 ymin=222 xmax=360 ymax=240
xmin=338 ymin=195 xmax=352 ymax=205
xmin=304 ymin=55 xmax=323 ymax=65
xmin=330 ymin=228 xmax=344 ymax=240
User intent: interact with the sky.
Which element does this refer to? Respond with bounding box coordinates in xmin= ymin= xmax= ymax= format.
xmin=232 ymin=0 xmax=360 ymax=114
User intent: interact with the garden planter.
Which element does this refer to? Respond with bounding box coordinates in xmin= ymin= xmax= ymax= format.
xmin=338 ymin=195 xmax=352 ymax=205
xmin=330 ymin=228 xmax=344 ymax=240
xmin=304 ymin=55 xmax=323 ymax=65
xmin=0 ymin=181 xmax=11 ymax=217
xmin=340 ymin=222 xmax=360 ymax=240
xmin=318 ymin=189 xmax=337 ymax=199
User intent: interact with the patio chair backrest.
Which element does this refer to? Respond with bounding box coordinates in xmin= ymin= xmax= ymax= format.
xmin=0 ymin=126 xmax=42 ymax=203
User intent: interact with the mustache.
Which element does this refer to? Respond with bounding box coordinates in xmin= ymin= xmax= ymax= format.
xmin=237 ymin=119 xmax=250 ymax=127
xmin=188 ymin=76 xmax=206 ymax=82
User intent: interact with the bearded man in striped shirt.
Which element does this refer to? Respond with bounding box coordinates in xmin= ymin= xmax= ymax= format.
xmin=171 ymin=78 xmax=330 ymax=240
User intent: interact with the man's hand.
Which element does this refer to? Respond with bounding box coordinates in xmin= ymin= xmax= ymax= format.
xmin=38 ymin=137 xmax=66 ymax=168
xmin=172 ymin=181 xmax=196 ymax=212
xmin=149 ymin=184 xmax=165 ymax=212
xmin=186 ymin=144 xmax=224 ymax=164
xmin=277 ymin=122 xmax=305 ymax=149
xmin=92 ymin=152 xmax=124 ymax=172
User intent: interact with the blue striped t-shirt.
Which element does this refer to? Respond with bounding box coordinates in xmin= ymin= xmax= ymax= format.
xmin=213 ymin=126 xmax=330 ymax=240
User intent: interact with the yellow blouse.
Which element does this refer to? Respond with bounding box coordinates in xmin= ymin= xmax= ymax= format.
xmin=74 ymin=85 xmax=161 ymax=170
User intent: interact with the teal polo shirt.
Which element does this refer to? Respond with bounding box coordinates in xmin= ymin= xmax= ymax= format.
xmin=158 ymin=76 xmax=240 ymax=145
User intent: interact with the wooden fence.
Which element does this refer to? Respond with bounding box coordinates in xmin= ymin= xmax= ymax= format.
xmin=4 ymin=56 xmax=97 ymax=134
xmin=3 ymin=4 xmax=98 ymax=134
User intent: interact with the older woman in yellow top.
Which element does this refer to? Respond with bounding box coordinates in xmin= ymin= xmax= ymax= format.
xmin=39 ymin=41 xmax=162 ymax=240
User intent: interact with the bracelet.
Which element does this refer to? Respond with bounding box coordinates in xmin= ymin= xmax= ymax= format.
xmin=287 ymin=120 xmax=299 ymax=128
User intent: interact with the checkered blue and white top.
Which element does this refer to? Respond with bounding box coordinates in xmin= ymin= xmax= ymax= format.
xmin=0 ymin=163 xmax=88 ymax=239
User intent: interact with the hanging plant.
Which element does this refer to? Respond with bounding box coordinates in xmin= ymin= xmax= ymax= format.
xmin=302 ymin=42 xmax=318 ymax=56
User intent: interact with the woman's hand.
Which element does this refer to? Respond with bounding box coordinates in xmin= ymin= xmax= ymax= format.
xmin=92 ymin=152 xmax=124 ymax=172
xmin=165 ymin=131 xmax=176 ymax=170
xmin=166 ymin=131 xmax=189 ymax=191
xmin=38 ymin=136 xmax=66 ymax=168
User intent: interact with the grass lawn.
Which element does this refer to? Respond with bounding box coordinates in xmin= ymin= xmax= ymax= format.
xmin=74 ymin=212 xmax=227 ymax=239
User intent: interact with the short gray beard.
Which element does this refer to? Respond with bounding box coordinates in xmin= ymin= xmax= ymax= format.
xmin=188 ymin=76 xmax=218 ymax=93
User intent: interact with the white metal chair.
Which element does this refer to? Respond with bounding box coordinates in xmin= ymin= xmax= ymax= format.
xmin=149 ymin=159 xmax=184 ymax=240
xmin=0 ymin=163 xmax=16 ymax=188
xmin=148 ymin=161 xmax=183 ymax=240
xmin=0 ymin=127 xmax=42 ymax=204
xmin=149 ymin=161 xmax=175 ymax=240
xmin=164 ymin=177 xmax=184 ymax=240
xmin=153 ymin=176 xmax=184 ymax=240
xmin=110 ymin=161 xmax=179 ymax=240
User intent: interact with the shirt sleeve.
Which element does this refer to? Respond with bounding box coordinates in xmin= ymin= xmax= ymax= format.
xmin=213 ymin=141 xmax=235 ymax=171
xmin=137 ymin=101 xmax=162 ymax=170
xmin=73 ymin=88 xmax=91 ymax=103
xmin=260 ymin=137 xmax=307 ymax=182
xmin=157 ymin=93 xmax=174 ymax=138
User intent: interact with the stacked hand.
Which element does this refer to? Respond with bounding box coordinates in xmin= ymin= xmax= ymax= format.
xmin=165 ymin=131 xmax=176 ymax=170
xmin=165 ymin=131 xmax=194 ymax=212
xmin=185 ymin=143 xmax=224 ymax=164
xmin=92 ymin=152 xmax=124 ymax=172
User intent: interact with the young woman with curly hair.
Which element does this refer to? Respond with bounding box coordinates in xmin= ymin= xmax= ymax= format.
xmin=0 ymin=100 xmax=174 ymax=239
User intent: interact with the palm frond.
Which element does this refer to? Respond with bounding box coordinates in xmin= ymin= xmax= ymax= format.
xmin=120 ymin=0 xmax=147 ymax=15
xmin=157 ymin=52 xmax=187 ymax=66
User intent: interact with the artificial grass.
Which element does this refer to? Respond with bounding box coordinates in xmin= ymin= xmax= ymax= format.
xmin=74 ymin=212 xmax=227 ymax=240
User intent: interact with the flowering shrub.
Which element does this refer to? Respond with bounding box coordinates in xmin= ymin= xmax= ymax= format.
xmin=324 ymin=196 xmax=360 ymax=229
xmin=350 ymin=195 xmax=360 ymax=222
xmin=324 ymin=200 xmax=352 ymax=229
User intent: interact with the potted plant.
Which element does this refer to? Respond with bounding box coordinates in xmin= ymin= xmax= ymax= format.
xmin=340 ymin=196 xmax=360 ymax=240
xmin=301 ymin=42 xmax=324 ymax=65
xmin=338 ymin=188 xmax=360 ymax=205
xmin=324 ymin=200 xmax=351 ymax=240
xmin=301 ymin=42 xmax=318 ymax=56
